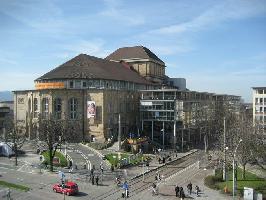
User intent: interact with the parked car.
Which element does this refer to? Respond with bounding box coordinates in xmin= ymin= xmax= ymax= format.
xmin=52 ymin=182 xmax=79 ymax=196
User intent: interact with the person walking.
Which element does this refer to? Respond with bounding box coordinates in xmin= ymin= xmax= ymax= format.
xmin=91 ymin=175 xmax=95 ymax=185
xmin=152 ymin=183 xmax=157 ymax=195
xmin=187 ymin=182 xmax=192 ymax=195
xmin=100 ymin=162 xmax=104 ymax=173
xmin=95 ymin=176 xmax=99 ymax=186
xmin=175 ymin=185 xmax=180 ymax=197
xmin=111 ymin=164 xmax=114 ymax=172
xmin=195 ymin=185 xmax=200 ymax=196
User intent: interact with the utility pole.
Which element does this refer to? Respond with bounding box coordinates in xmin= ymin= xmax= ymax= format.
xmin=223 ymin=117 xmax=226 ymax=181
xmin=233 ymin=139 xmax=242 ymax=200
xmin=118 ymin=114 xmax=121 ymax=151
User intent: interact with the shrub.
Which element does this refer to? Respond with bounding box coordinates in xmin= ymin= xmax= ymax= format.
xmin=204 ymin=175 xmax=223 ymax=190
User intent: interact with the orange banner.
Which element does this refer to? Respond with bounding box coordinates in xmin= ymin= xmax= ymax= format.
xmin=35 ymin=82 xmax=65 ymax=89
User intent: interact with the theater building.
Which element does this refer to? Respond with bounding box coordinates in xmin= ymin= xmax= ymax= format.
xmin=13 ymin=46 xmax=166 ymax=142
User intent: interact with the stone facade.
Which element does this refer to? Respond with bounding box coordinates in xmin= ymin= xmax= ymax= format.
xmin=14 ymin=89 xmax=140 ymax=142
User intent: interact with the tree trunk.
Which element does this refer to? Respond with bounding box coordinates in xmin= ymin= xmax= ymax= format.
xmin=204 ymin=134 xmax=208 ymax=153
xmin=49 ymin=149 xmax=54 ymax=172
xmin=242 ymin=164 xmax=246 ymax=180
xmin=14 ymin=143 xmax=18 ymax=166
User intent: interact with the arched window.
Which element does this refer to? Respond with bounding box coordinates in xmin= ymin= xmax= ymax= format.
xmin=54 ymin=98 xmax=62 ymax=119
xmin=33 ymin=98 xmax=38 ymax=118
xmin=69 ymin=98 xmax=78 ymax=119
xmin=42 ymin=97 xmax=49 ymax=119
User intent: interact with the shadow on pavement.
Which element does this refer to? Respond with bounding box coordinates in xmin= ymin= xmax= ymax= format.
xmin=75 ymin=192 xmax=88 ymax=197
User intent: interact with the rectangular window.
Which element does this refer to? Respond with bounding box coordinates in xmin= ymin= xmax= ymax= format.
xmin=76 ymin=80 xmax=81 ymax=88
xmin=69 ymin=81 xmax=74 ymax=89
xmin=82 ymin=81 xmax=87 ymax=88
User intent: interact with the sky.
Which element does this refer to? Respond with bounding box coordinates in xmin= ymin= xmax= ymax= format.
xmin=0 ymin=0 xmax=265 ymax=102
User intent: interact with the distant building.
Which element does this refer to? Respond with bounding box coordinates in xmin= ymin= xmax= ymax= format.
xmin=252 ymin=87 xmax=266 ymax=132
xmin=139 ymin=89 xmax=241 ymax=149
xmin=0 ymin=101 xmax=14 ymax=138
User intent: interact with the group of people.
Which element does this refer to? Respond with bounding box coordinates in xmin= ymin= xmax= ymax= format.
xmin=175 ymin=182 xmax=200 ymax=199
xmin=86 ymin=164 xmax=103 ymax=186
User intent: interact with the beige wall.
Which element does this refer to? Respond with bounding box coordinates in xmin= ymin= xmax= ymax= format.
xmin=14 ymin=88 xmax=140 ymax=142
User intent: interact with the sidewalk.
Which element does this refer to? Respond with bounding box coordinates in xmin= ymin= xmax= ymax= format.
xmin=136 ymin=163 xmax=236 ymax=200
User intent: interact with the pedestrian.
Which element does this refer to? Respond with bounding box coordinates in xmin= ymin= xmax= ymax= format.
xmin=100 ymin=162 xmax=104 ymax=173
xmin=91 ymin=175 xmax=95 ymax=185
xmin=122 ymin=181 xmax=129 ymax=198
xmin=179 ymin=187 xmax=183 ymax=198
xmin=162 ymin=157 xmax=166 ymax=164
xmin=111 ymin=164 xmax=114 ymax=172
xmin=151 ymin=183 xmax=157 ymax=195
xmin=195 ymin=185 xmax=200 ymax=196
xmin=90 ymin=168 xmax=94 ymax=176
xmin=180 ymin=190 xmax=185 ymax=200
xmin=95 ymin=176 xmax=99 ymax=186
xmin=187 ymin=182 xmax=192 ymax=195
xmin=158 ymin=157 xmax=161 ymax=164
xmin=175 ymin=185 xmax=180 ymax=197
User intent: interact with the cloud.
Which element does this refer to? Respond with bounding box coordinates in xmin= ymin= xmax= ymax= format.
xmin=0 ymin=0 xmax=66 ymax=34
xmin=151 ymin=0 xmax=266 ymax=35
xmin=99 ymin=0 xmax=145 ymax=26
xmin=62 ymin=39 xmax=112 ymax=58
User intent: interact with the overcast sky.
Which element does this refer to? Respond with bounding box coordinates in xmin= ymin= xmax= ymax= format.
xmin=0 ymin=0 xmax=265 ymax=102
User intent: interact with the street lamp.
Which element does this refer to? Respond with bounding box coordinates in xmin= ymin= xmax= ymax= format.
xmin=233 ymin=139 xmax=242 ymax=199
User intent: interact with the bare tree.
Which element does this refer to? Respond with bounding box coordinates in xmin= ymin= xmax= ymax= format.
xmin=215 ymin=111 xmax=265 ymax=180
xmin=3 ymin=116 xmax=27 ymax=166
xmin=38 ymin=116 xmax=81 ymax=172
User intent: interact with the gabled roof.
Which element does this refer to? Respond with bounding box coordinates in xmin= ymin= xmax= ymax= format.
xmin=106 ymin=46 xmax=165 ymax=64
xmin=36 ymin=54 xmax=152 ymax=85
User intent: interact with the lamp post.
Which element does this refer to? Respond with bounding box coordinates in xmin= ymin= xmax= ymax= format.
xmin=223 ymin=117 xmax=226 ymax=181
xmin=233 ymin=139 xmax=242 ymax=199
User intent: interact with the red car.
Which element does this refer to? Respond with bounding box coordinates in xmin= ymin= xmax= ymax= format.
xmin=53 ymin=181 xmax=79 ymax=196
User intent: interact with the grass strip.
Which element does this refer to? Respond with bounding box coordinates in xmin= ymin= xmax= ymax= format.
xmin=0 ymin=180 xmax=30 ymax=192
xmin=42 ymin=150 xmax=68 ymax=167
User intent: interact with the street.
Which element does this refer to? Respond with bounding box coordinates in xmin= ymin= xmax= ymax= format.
xmin=0 ymin=142 xmax=231 ymax=200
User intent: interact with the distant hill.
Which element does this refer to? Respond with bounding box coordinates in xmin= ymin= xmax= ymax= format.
xmin=0 ymin=91 xmax=13 ymax=101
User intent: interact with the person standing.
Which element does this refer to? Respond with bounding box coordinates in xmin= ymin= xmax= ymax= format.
xmin=175 ymin=185 xmax=180 ymax=197
xmin=179 ymin=187 xmax=184 ymax=198
xmin=187 ymin=182 xmax=192 ymax=195
xmin=180 ymin=190 xmax=185 ymax=200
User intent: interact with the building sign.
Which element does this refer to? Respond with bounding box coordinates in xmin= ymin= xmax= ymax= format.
xmin=35 ymin=82 xmax=65 ymax=90
xmin=141 ymin=101 xmax=152 ymax=106
xmin=87 ymin=101 xmax=96 ymax=118
xmin=18 ymin=98 xmax=24 ymax=104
